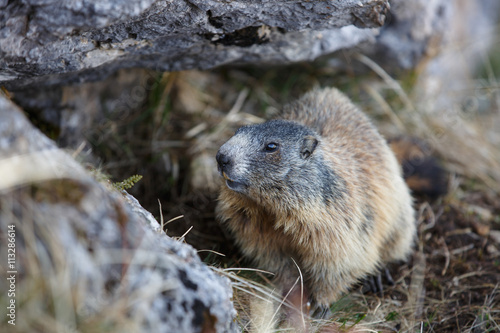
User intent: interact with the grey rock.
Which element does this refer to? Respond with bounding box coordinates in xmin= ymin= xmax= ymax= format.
xmin=1 ymin=0 xmax=391 ymax=89
xmin=0 ymin=94 xmax=237 ymax=333
xmin=2 ymin=0 xmax=499 ymax=90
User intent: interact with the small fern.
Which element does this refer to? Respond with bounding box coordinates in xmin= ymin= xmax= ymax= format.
xmin=113 ymin=174 xmax=143 ymax=191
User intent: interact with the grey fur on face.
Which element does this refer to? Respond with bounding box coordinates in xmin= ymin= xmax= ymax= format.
xmin=216 ymin=120 xmax=328 ymax=205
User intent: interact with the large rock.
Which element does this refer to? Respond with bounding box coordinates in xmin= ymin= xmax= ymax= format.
xmin=0 ymin=0 xmax=452 ymax=89
xmin=0 ymin=94 xmax=237 ymax=332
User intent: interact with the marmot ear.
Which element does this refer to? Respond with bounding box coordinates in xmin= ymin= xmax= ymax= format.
xmin=300 ymin=135 xmax=318 ymax=159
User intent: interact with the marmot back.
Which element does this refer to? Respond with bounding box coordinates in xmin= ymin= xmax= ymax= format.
xmin=215 ymin=88 xmax=416 ymax=307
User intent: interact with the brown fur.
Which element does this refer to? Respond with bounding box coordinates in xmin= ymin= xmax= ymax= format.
xmin=216 ymin=88 xmax=416 ymax=306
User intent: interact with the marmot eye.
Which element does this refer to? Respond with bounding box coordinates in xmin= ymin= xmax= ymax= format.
xmin=265 ymin=142 xmax=279 ymax=152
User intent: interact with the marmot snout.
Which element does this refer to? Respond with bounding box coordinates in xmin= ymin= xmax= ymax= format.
xmin=216 ymin=88 xmax=416 ymax=307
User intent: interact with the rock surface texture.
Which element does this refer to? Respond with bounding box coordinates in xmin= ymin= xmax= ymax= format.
xmin=0 ymin=94 xmax=237 ymax=332
xmin=0 ymin=0 xmax=454 ymax=89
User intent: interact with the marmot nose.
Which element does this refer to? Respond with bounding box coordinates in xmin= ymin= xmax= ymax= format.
xmin=216 ymin=151 xmax=232 ymax=170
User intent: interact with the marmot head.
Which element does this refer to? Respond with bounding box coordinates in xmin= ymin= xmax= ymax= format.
xmin=216 ymin=120 xmax=321 ymax=207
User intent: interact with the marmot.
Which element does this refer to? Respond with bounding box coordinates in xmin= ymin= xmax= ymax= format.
xmin=215 ymin=88 xmax=416 ymax=307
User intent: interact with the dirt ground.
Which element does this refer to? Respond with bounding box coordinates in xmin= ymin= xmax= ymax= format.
xmin=405 ymin=190 xmax=500 ymax=332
